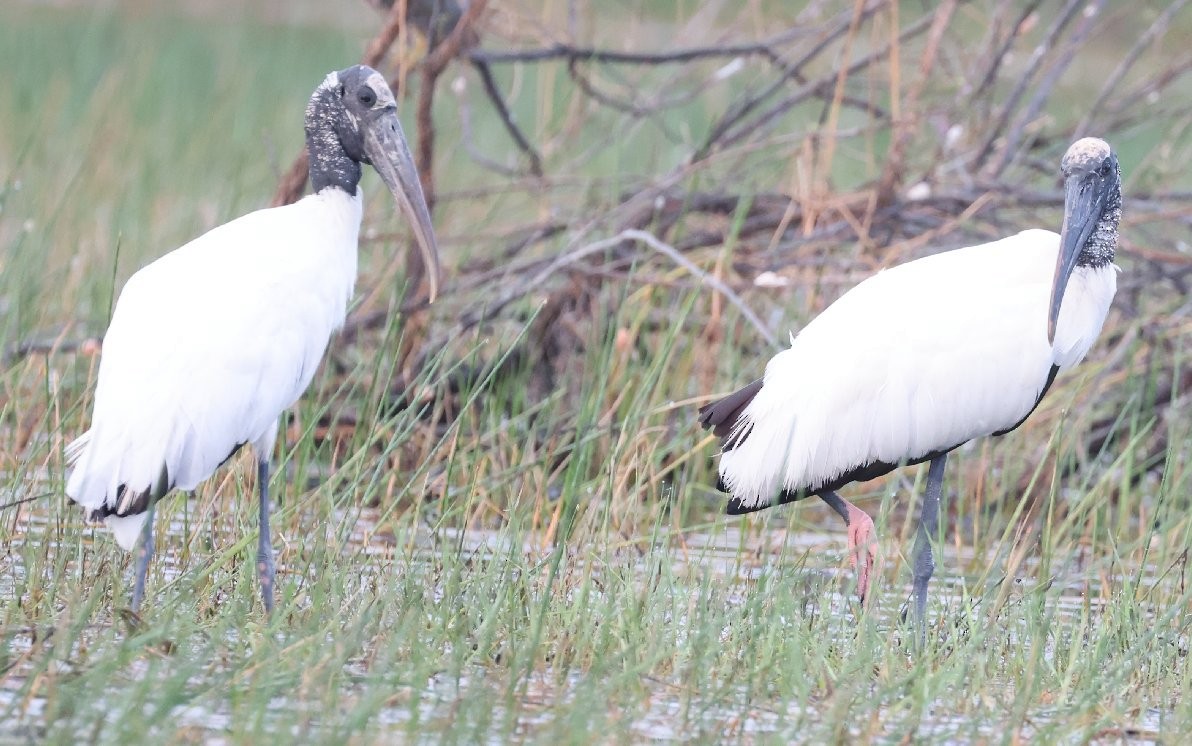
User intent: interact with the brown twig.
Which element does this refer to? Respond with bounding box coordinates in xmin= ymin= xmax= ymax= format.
xmin=970 ymin=0 xmax=1087 ymax=175
xmin=364 ymin=0 xmax=414 ymax=68
xmin=694 ymin=0 xmax=889 ymax=161
xmin=873 ymin=0 xmax=957 ymax=207
xmin=968 ymin=0 xmax=1045 ymax=105
xmin=697 ymin=4 xmax=934 ymax=161
xmin=246 ymin=1 xmax=1192 ymax=493
xmin=990 ymin=0 xmax=1107 ymax=178
xmin=470 ymin=59 xmax=544 ymax=175
xmin=468 ymin=28 xmax=809 ymax=67
xmin=414 ymin=0 xmax=490 ymax=209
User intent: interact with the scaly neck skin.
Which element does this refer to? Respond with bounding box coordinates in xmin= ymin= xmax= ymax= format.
xmin=305 ymin=88 xmax=361 ymax=196
xmin=1078 ymin=166 xmax=1121 ymax=269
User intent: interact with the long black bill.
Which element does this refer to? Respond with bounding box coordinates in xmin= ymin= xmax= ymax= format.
xmin=1048 ymin=174 xmax=1107 ymax=343
xmin=364 ymin=108 xmax=441 ymax=302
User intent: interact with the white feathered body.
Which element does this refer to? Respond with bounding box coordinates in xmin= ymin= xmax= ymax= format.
xmin=718 ymin=229 xmax=1117 ymax=509
xmin=67 ymin=187 xmax=362 ymax=549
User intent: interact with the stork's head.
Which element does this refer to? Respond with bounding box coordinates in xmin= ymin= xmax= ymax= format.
xmin=306 ymin=65 xmax=441 ymax=301
xmin=1048 ymin=137 xmax=1121 ymax=343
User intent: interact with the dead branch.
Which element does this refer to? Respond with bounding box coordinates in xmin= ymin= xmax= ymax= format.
xmin=696 ymin=4 xmax=935 ymax=161
xmin=245 ymin=0 xmax=1192 ymax=503
xmin=968 ymin=0 xmax=1045 ymax=105
xmin=694 ymin=2 xmax=887 ymax=161
xmin=990 ymin=0 xmax=1107 ymax=178
xmin=403 ymin=0 xmax=488 ymax=317
xmin=1077 ymin=0 xmax=1190 ymax=136
xmin=470 ymin=26 xmax=816 ymax=70
xmin=874 ymin=0 xmax=957 ymax=207
xmin=414 ymin=0 xmax=489 ymax=208
xmin=970 ymin=0 xmax=1087 ymax=175
xmin=469 ymin=59 xmax=543 ymax=175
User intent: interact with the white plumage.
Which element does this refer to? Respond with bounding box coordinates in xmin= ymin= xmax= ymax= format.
xmin=718 ymin=228 xmax=1117 ymax=508
xmin=66 ymin=189 xmax=362 ymax=548
xmin=64 ymin=65 xmax=440 ymax=614
xmin=700 ymin=137 xmax=1123 ymax=631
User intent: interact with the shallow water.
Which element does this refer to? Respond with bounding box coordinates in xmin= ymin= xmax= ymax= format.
xmin=0 ymin=500 xmax=1181 ymax=743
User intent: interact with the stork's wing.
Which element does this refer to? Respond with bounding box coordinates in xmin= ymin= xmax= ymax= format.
xmin=715 ymin=229 xmax=1115 ymax=509
xmin=67 ymin=195 xmax=360 ymax=513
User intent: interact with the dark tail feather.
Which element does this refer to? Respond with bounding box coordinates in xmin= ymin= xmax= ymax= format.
xmin=726 ymin=495 xmax=758 ymax=515
xmin=89 ymin=484 xmax=151 ymax=521
xmin=726 ymin=490 xmax=802 ymax=515
xmin=87 ymin=464 xmax=172 ymax=521
xmin=698 ymin=378 xmax=763 ymax=448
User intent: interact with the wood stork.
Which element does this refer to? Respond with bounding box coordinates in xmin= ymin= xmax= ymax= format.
xmin=699 ymin=137 xmax=1121 ymax=637
xmin=65 ymin=65 xmax=440 ymax=615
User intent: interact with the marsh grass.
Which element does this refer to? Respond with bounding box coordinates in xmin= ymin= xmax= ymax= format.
xmin=2 ymin=2 xmax=1191 ymax=742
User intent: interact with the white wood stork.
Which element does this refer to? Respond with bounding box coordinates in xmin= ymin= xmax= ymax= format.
xmin=65 ymin=65 xmax=440 ymax=615
xmin=699 ymin=137 xmax=1121 ymax=637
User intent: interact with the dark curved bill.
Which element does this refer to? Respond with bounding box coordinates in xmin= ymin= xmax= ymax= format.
xmin=1048 ymin=174 xmax=1106 ymax=343
xmin=363 ymin=108 xmax=441 ymax=302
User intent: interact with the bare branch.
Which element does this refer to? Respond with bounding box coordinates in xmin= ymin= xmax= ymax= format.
xmin=468 ymin=27 xmax=809 ymax=67
xmin=991 ymin=0 xmax=1107 ymax=177
xmin=970 ymin=0 xmax=1087 ymax=175
xmin=470 ymin=59 xmax=543 ymax=175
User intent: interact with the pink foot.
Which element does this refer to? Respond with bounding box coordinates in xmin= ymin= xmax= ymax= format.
xmin=844 ymin=504 xmax=878 ymax=606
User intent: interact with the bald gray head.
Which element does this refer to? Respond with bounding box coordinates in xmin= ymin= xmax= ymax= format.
xmin=1061 ymin=137 xmax=1115 ymax=181
xmin=1047 ymin=137 xmax=1122 ymax=342
xmin=303 ymin=65 xmax=442 ymax=299
xmin=305 ymin=65 xmax=400 ymax=193
xmin=1059 ymin=136 xmax=1121 ymax=269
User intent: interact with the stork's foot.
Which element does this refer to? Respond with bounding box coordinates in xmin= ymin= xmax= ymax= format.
xmin=819 ymin=491 xmax=880 ymax=605
xmin=844 ymin=504 xmax=878 ymax=606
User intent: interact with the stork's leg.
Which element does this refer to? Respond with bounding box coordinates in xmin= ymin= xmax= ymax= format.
xmin=820 ymin=491 xmax=877 ymax=604
xmin=911 ymin=453 xmax=948 ymax=646
xmin=131 ymin=502 xmax=156 ymax=614
xmin=256 ymin=457 xmax=276 ymax=615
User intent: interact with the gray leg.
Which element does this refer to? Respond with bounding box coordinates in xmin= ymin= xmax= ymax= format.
xmin=257 ymin=458 xmax=276 ymax=615
xmin=131 ymin=502 xmax=156 ymax=613
xmin=820 ymin=491 xmax=851 ymax=525
xmin=912 ymin=454 xmax=948 ymax=646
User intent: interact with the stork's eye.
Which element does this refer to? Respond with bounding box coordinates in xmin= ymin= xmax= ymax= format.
xmin=337 ymin=84 xmax=346 ymax=98
xmin=358 ymin=87 xmax=377 ymax=107
xmin=1099 ymin=161 xmax=1112 ymax=177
